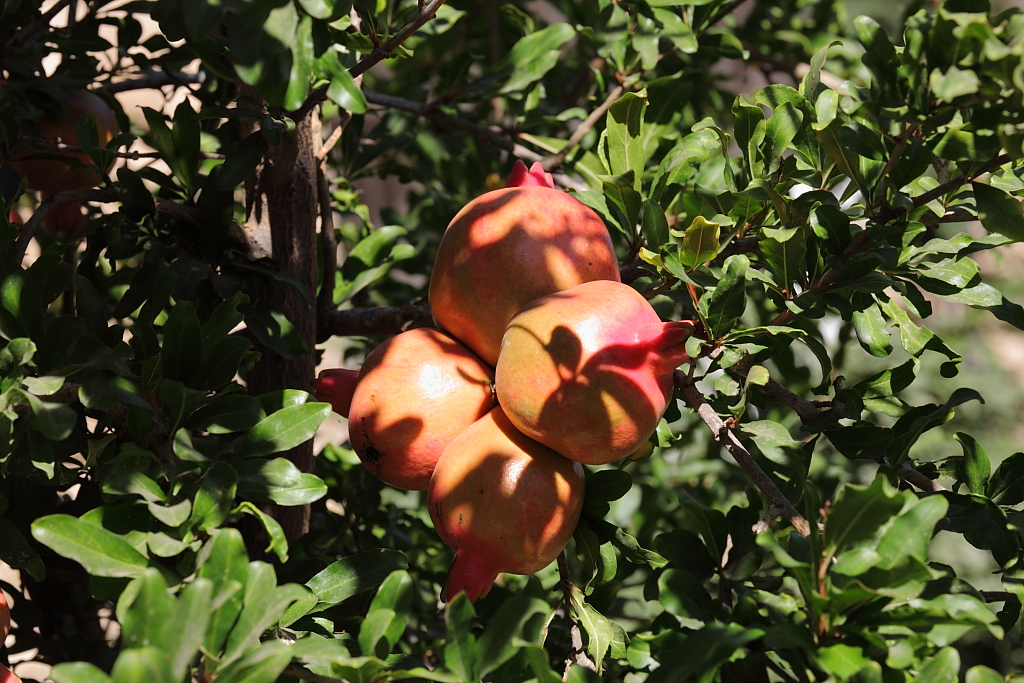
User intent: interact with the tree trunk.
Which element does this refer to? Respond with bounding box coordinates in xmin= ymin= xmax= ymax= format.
xmin=240 ymin=87 xmax=321 ymax=545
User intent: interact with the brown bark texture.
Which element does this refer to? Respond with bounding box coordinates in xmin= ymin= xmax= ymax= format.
xmin=240 ymin=85 xmax=321 ymax=545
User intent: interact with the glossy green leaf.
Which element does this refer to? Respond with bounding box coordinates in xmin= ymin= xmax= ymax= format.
xmin=606 ymin=90 xmax=647 ymax=187
xmin=973 ymin=182 xmax=1024 ymax=242
xmin=306 ymin=549 xmax=409 ymax=608
xmin=443 ymin=593 xmax=479 ymax=681
xmin=680 ymin=215 xmax=720 ymax=269
xmin=956 ymin=432 xmax=990 ymax=495
xmin=32 ymin=514 xmax=148 ymax=578
xmin=217 ymin=131 xmax=269 ymax=191
xmin=242 ymin=402 xmax=331 ymax=458
xmin=987 ymin=451 xmax=1024 ymax=505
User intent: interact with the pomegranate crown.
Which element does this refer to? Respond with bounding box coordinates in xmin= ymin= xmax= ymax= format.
xmin=505 ymin=159 xmax=555 ymax=189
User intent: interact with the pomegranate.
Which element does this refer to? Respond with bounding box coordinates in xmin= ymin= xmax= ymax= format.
xmin=494 ymin=280 xmax=694 ymax=465
xmin=429 ymin=159 xmax=620 ymax=366
xmin=0 ymin=664 xmax=20 ymax=683
xmin=313 ymin=328 xmax=496 ymax=491
xmin=429 ymin=406 xmax=584 ymax=602
xmin=6 ymin=88 xmax=119 ymax=238
xmin=312 ymin=367 xmax=359 ymax=418
xmin=0 ymin=589 xmax=8 ymax=640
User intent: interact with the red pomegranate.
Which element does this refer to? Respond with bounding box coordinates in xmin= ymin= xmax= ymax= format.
xmin=6 ymin=88 xmax=119 ymax=239
xmin=0 ymin=589 xmax=8 ymax=640
xmin=494 ymin=280 xmax=694 ymax=465
xmin=428 ymin=406 xmax=585 ymax=603
xmin=313 ymin=328 xmax=496 ymax=491
xmin=429 ymin=159 xmax=620 ymax=366
xmin=0 ymin=664 xmax=20 ymax=683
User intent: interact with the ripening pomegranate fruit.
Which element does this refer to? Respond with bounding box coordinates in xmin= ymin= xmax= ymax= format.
xmin=313 ymin=328 xmax=496 ymax=491
xmin=6 ymin=88 xmax=119 ymax=238
xmin=495 ymin=280 xmax=694 ymax=465
xmin=0 ymin=664 xmax=20 ymax=683
xmin=312 ymin=367 xmax=359 ymax=418
xmin=429 ymin=160 xmax=620 ymax=366
xmin=428 ymin=406 xmax=585 ymax=603
xmin=0 ymin=589 xmax=9 ymax=640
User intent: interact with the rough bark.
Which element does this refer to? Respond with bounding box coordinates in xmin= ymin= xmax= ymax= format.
xmin=240 ymin=86 xmax=320 ymax=545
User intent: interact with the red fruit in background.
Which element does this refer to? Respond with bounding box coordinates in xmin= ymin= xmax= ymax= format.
xmin=495 ymin=280 xmax=694 ymax=465
xmin=429 ymin=159 xmax=620 ymax=366
xmin=0 ymin=664 xmax=20 ymax=683
xmin=428 ymin=406 xmax=585 ymax=603
xmin=312 ymin=367 xmax=360 ymax=418
xmin=0 ymin=589 xmax=9 ymax=641
xmin=328 ymin=328 xmax=496 ymax=491
xmin=6 ymin=88 xmax=119 ymax=239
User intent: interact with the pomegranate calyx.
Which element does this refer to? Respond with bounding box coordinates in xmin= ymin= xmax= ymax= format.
xmin=505 ymin=159 xmax=555 ymax=189
xmin=650 ymin=320 xmax=696 ymax=374
xmin=442 ymin=549 xmax=500 ymax=603
xmin=312 ymin=368 xmax=360 ymax=418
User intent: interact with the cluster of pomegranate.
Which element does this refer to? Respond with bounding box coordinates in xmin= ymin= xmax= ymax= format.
xmin=314 ymin=161 xmax=693 ymax=602
xmin=1 ymin=589 xmax=18 ymax=683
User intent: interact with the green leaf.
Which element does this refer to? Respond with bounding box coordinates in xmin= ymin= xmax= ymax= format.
xmin=759 ymin=226 xmax=806 ymax=293
xmin=243 ymin=402 xmax=331 ymax=457
xmin=283 ymin=16 xmax=314 ymax=111
xmin=816 ymin=644 xmax=871 ymax=678
xmin=498 ymin=23 xmax=575 ymax=93
xmin=930 ymin=66 xmax=980 ymax=102
xmin=701 ymin=254 xmax=749 ymax=338
xmin=359 ymin=607 xmax=397 ymax=659
xmin=217 ymin=131 xmax=269 ymax=191
xmin=585 ymin=470 xmax=632 ymax=504
xmin=167 ymin=578 xmax=213 ymax=678
xmin=161 ymin=301 xmax=203 ymax=384
xmin=569 ymin=591 xmax=623 ymax=673
xmin=956 ymin=432 xmax=990 ymax=495
xmin=740 ymin=420 xmax=803 ymax=467
xmin=21 ymin=390 xmax=76 ymax=440
xmin=478 ymin=594 xmax=551 ymax=675
xmin=120 ymin=568 xmax=176 ymax=650
xmin=0 ymin=518 xmax=45 ymax=581
xmin=197 ymin=529 xmax=248 ymax=656
xmin=874 ymin=495 xmax=948 ymax=571
xmin=110 ymin=647 xmax=173 ymax=683
xmin=916 ymin=647 xmax=960 ymax=683
xmin=658 ymin=568 xmax=721 ymax=622
xmin=443 ymin=593 xmax=479 ymax=681
xmin=973 ymin=182 xmax=1024 ymax=241
xmin=32 ymin=514 xmax=148 ymax=578
xmin=641 ymin=199 xmax=670 ymax=249
xmin=220 ymin=565 xmax=307 ymax=667
xmin=965 ymin=666 xmax=1005 ymax=683
xmin=605 ymin=90 xmax=647 ymax=187
xmin=851 ymin=296 xmax=892 ymax=357
xmin=825 ymin=479 xmax=904 ymax=557
xmin=987 ymin=451 xmax=1024 ymax=505
xmin=236 ymin=457 xmax=328 ymax=505
xmin=762 ymin=101 xmax=803 ymax=174
xmin=654 ymin=529 xmax=717 ymax=580
xmin=233 ymin=501 xmax=289 ymax=563
xmin=680 ymin=215 xmax=720 ymax=269
xmin=318 ymin=47 xmax=368 ymax=114
xmin=306 ymin=549 xmax=409 ymax=608
xmin=50 ymin=662 xmax=114 ymax=683
xmin=826 ymin=425 xmax=894 ymax=460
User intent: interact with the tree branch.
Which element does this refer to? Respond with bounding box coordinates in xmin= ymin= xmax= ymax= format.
xmin=350 ymin=0 xmax=446 ymax=78
xmin=99 ymin=68 xmax=206 ymax=94
xmin=3 ymin=0 xmax=75 ymax=58
xmin=913 ymin=153 xmax=1011 ymax=211
xmin=16 ymin=136 xmax=224 ymax=160
xmin=675 ymin=372 xmax=811 ymax=537
xmin=363 ymin=90 xmax=584 ymax=190
xmin=540 ymin=84 xmax=624 ymax=172
xmin=13 ymin=186 xmax=242 ymax=264
xmin=321 ymin=301 xmax=434 ymax=337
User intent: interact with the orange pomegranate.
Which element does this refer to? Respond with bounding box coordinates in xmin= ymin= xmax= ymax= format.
xmin=428 ymin=406 xmax=585 ymax=602
xmin=7 ymin=88 xmax=119 ymax=238
xmin=495 ymin=280 xmax=694 ymax=465
xmin=313 ymin=328 xmax=496 ymax=491
xmin=429 ymin=159 xmax=620 ymax=366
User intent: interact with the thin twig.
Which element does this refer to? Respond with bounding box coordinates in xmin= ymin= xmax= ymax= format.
xmin=99 ymin=69 xmax=206 ymax=94
xmin=16 ymin=137 xmax=224 ymax=160
xmin=541 ymin=84 xmax=624 ymax=172
xmin=3 ymin=0 xmax=75 ymax=57
xmin=675 ymin=372 xmax=811 ymax=537
xmin=913 ymin=153 xmax=1011 ymax=210
xmin=317 ymin=122 xmax=346 ymax=161
xmin=350 ymin=0 xmax=446 ymax=78
xmin=363 ymin=90 xmax=584 ymax=190
xmin=981 ymin=591 xmax=1021 ymax=603
xmin=13 ymin=186 xmax=235 ymax=263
